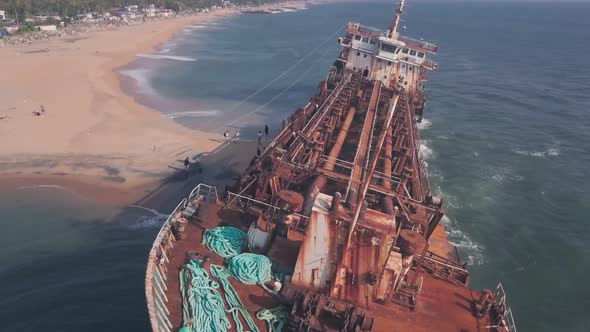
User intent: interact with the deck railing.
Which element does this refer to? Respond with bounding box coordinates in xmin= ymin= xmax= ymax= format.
xmin=494 ymin=283 xmax=518 ymax=332
xmin=145 ymin=183 xmax=218 ymax=332
xmin=226 ymin=191 xmax=310 ymax=232
xmin=398 ymin=35 xmax=439 ymax=53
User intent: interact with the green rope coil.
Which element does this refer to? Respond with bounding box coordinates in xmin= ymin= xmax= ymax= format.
xmin=229 ymin=253 xmax=273 ymax=289
xmin=202 ymin=226 xmax=246 ymax=258
xmin=256 ymin=306 xmax=290 ymax=332
xmin=211 ymin=264 xmax=260 ymax=332
xmin=179 ymin=260 xmax=231 ymax=332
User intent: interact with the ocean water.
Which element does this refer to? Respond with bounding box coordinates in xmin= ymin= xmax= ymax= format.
xmin=1 ymin=1 xmax=589 ymax=331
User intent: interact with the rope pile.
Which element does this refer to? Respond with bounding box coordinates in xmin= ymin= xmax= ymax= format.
xmin=228 ymin=253 xmax=273 ymax=292
xmin=211 ymin=264 xmax=260 ymax=332
xmin=256 ymin=306 xmax=290 ymax=332
xmin=202 ymin=226 xmax=246 ymax=258
xmin=181 ymin=226 xmax=291 ymax=331
xmin=179 ymin=260 xmax=231 ymax=332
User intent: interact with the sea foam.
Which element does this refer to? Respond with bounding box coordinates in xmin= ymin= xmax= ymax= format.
xmin=163 ymin=110 xmax=220 ymax=119
xmin=136 ymin=54 xmax=197 ymax=62
xmin=420 ymin=142 xmax=433 ymax=160
xmin=417 ymin=118 xmax=432 ymax=129
xmin=16 ymin=184 xmax=67 ymax=191
xmin=513 ymin=147 xmax=560 ymax=158
xmin=442 ymin=215 xmax=486 ymax=266
xmin=128 ymin=215 xmax=169 ymax=229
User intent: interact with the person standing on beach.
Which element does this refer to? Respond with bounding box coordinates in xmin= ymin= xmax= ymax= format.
xmin=264 ymin=124 xmax=269 ymax=136
xmin=224 ymin=130 xmax=229 ymax=141
xmin=234 ymin=129 xmax=240 ymax=143
xmin=258 ymin=130 xmax=263 ymax=145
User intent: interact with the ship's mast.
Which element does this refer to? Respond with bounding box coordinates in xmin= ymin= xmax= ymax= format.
xmin=389 ymin=0 xmax=406 ymax=38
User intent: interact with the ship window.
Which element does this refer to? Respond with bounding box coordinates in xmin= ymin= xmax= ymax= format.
xmin=364 ymin=54 xmax=367 ymax=58
xmin=418 ymin=52 xmax=425 ymax=58
xmin=402 ymin=48 xmax=409 ymax=54
xmin=384 ymin=76 xmax=387 ymax=79
xmin=362 ymin=36 xmax=369 ymax=43
xmin=381 ymin=43 xmax=397 ymax=53
xmin=357 ymin=51 xmax=361 ymax=56
xmin=410 ymin=66 xmax=414 ymax=71
xmin=377 ymin=59 xmax=381 ymax=63
xmin=354 ymin=35 xmax=361 ymax=41
xmin=369 ymin=38 xmax=376 ymax=45
xmin=410 ymin=50 xmax=417 ymax=56
xmin=402 ymin=64 xmax=406 ymax=68
xmin=388 ymin=61 xmax=392 ymax=66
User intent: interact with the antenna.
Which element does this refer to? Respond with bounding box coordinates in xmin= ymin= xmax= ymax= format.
xmin=390 ymin=0 xmax=406 ymax=37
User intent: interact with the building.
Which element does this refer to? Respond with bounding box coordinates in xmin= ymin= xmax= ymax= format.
xmin=145 ymin=4 xmax=156 ymax=17
xmin=126 ymin=5 xmax=139 ymax=12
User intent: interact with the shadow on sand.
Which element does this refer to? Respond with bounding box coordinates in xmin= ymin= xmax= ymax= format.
xmin=133 ymin=139 xmax=258 ymax=216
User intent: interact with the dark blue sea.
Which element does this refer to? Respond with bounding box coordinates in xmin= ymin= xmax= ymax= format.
xmin=1 ymin=1 xmax=589 ymax=331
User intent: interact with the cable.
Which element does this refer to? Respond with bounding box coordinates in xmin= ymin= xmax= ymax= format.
xmin=226 ymin=24 xmax=345 ymax=113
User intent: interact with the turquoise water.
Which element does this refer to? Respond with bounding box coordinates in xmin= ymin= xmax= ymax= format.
xmin=2 ymin=1 xmax=589 ymax=331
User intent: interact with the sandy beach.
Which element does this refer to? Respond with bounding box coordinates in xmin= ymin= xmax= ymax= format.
xmin=0 ymin=2 xmax=309 ymax=203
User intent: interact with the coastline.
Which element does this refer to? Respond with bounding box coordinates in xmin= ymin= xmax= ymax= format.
xmin=0 ymin=1 xmax=313 ymax=205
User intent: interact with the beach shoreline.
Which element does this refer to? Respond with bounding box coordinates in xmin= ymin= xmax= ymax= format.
xmin=0 ymin=1 xmax=314 ymax=205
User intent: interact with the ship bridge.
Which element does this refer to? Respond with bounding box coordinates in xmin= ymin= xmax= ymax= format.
xmin=338 ymin=22 xmax=439 ymax=91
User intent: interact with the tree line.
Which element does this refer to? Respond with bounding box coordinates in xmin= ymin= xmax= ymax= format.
xmin=0 ymin=0 xmax=284 ymax=25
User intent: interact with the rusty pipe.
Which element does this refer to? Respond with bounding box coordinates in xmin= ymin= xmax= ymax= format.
xmin=332 ymin=94 xmax=401 ymax=298
xmin=345 ymin=95 xmax=400 ymax=254
xmin=324 ymin=106 xmax=357 ymax=170
xmin=382 ymin=126 xmax=394 ymax=215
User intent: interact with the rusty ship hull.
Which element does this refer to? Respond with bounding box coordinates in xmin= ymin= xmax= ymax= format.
xmin=145 ymin=1 xmax=516 ymax=331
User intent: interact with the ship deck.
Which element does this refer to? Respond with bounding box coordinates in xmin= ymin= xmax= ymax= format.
xmin=162 ymin=202 xmax=299 ymax=332
xmin=162 ymin=200 xmax=494 ymax=332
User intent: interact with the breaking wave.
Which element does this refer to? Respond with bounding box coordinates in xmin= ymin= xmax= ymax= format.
xmin=128 ymin=214 xmax=169 ymax=229
xmin=163 ymin=110 xmax=220 ymax=119
xmin=17 ymin=184 xmax=67 ymax=191
xmin=442 ymin=215 xmax=486 ymax=266
xmin=126 ymin=205 xmax=169 ymax=229
xmin=417 ymin=118 xmax=432 ymax=129
xmin=136 ymin=54 xmax=197 ymax=62
xmin=420 ymin=142 xmax=433 ymax=160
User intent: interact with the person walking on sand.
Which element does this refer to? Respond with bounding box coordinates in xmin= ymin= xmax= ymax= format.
xmin=258 ymin=130 xmax=263 ymax=145
xmin=184 ymin=157 xmax=191 ymax=178
xmin=234 ymin=129 xmax=240 ymax=143
xmin=40 ymin=105 xmax=46 ymax=114
xmin=264 ymin=124 xmax=269 ymax=136
xmin=224 ymin=130 xmax=229 ymax=141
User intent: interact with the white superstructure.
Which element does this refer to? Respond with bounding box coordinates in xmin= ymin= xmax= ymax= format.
xmin=335 ymin=0 xmax=438 ymax=92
